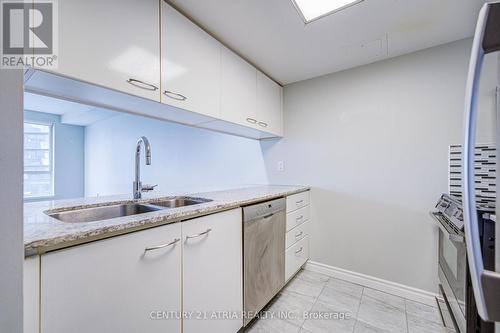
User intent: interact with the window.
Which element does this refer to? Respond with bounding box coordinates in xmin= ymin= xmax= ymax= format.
xmin=24 ymin=122 xmax=54 ymax=199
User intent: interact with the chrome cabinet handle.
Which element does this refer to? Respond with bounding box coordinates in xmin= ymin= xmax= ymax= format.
xmin=186 ymin=228 xmax=212 ymax=240
xmin=258 ymin=121 xmax=268 ymax=128
xmin=144 ymin=238 xmax=180 ymax=252
xmin=296 ymin=215 xmax=304 ymax=221
xmin=126 ymin=78 xmax=158 ymax=91
xmin=163 ymin=90 xmax=187 ymax=101
xmin=295 ymin=231 xmax=304 ymax=238
xmin=296 ymin=200 xmax=304 ymax=206
xmin=295 ymin=247 xmax=303 ymax=255
xmin=246 ymin=118 xmax=257 ymax=124
xmin=462 ymin=1 xmax=500 ymax=322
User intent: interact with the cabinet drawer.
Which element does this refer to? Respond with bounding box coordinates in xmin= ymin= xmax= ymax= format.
xmin=286 ymin=221 xmax=310 ymax=249
xmin=286 ymin=205 xmax=309 ymax=231
xmin=286 ymin=191 xmax=310 ymax=213
xmin=285 ymin=236 xmax=309 ymax=281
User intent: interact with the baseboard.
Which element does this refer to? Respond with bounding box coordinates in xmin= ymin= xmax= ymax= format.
xmin=304 ymin=260 xmax=438 ymax=307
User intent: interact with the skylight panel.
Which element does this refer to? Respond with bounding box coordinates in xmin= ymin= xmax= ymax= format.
xmin=292 ymin=0 xmax=364 ymax=23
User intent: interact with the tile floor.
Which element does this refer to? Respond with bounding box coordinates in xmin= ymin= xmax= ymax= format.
xmin=244 ymin=269 xmax=455 ymax=333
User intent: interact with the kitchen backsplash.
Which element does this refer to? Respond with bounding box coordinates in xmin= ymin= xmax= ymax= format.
xmin=449 ymin=144 xmax=496 ymax=208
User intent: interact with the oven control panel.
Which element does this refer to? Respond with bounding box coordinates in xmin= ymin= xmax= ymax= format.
xmin=435 ymin=194 xmax=464 ymax=230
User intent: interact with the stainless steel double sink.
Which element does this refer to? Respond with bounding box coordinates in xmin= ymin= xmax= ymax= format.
xmin=47 ymin=197 xmax=212 ymax=223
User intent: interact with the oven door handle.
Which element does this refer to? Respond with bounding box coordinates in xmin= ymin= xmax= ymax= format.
xmin=429 ymin=212 xmax=464 ymax=244
xmin=463 ymin=1 xmax=500 ymax=323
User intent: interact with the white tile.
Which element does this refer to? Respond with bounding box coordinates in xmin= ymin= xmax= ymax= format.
xmin=356 ymin=294 xmax=407 ymax=333
xmin=362 ymin=288 xmax=405 ymax=310
xmin=318 ymin=285 xmax=361 ymax=314
xmin=354 ymin=320 xmax=390 ymax=333
xmin=405 ymin=299 xmax=442 ymax=325
xmin=245 ymin=318 xmax=302 ymax=333
xmin=283 ymin=275 xmax=326 ymax=298
xmin=267 ymin=291 xmax=316 ymax=327
xmin=302 ymin=301 xmax=357 ymax=333
xmin=324 ymin=278 xmax=363 ymax=298
xmin=296 ymin=270 xmax=330 ymax=284
xmin=299 ymin=329 xmax=313 ymax=333
xmin=407 ymin=313 xmax=455 ymax=333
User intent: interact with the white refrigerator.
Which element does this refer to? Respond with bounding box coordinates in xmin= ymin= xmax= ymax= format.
xmin=463 ymin=0 xmax=500 ymax=329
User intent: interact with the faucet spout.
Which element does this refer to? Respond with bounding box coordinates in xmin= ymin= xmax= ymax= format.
xmin=133 ymin=136 xmax=155 ymax=199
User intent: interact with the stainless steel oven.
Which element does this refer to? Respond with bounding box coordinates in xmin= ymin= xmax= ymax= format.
xmin=432 ymin=194 xmax=496 ymax=333
xmin=432 ymin=198 xmax=467 ymax=333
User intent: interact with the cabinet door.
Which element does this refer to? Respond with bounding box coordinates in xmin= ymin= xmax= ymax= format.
xmin=24 ymin=256 xmax=39 ymax=333
xmin=161 ymin=2 xmax=221 ymax=118
xmin=220 ymin=46 xmax=257 ymax=127
xmin=182 ymin=209 xmax=243 ymax=333
xmin=256 ymin=71 xmax=283 ymax=135
xmin=44 ymin=0 xmax=160 ymax=101
xmin=41 ymin=224 xmax=182 ymax=333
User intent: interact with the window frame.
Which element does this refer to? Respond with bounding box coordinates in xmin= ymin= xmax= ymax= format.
xmin=23 ymin=120 xmax=55 ymax=201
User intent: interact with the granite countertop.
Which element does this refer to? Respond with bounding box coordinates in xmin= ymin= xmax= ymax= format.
xmin=25 ymin=185 xmax=309 ymax=257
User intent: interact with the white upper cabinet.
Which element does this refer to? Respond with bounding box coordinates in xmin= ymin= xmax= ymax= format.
xmin=256 ymin=71 xmax=283 ymax=136
xmin=27 ymin=0 xmax=283 ymax=139
xmin=45 ymin=0 xmax=161 ymax=101
xmin=161 ymin=2 xmax=221 ymax=119
xmin=220 ymin=46 xmax=257 ymax=127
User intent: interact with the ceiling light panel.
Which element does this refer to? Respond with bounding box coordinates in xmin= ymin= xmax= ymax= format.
xmin=292 ymin=0 xmax=364 ymax=23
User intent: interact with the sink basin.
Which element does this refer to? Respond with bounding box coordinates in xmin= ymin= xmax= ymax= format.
xmin=148 ymin=196 xmax=212 ymax=208
xmin=48 ymin=203 xmax=163 ymax=223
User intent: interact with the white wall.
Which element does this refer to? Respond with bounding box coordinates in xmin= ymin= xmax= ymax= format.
xmin=0 ymin=70 xmax=24 ymax=332
xmin=85 ymin=114 xmax=268 ymax=196
xmin=262 ymin=39 xmax=498 ymax=293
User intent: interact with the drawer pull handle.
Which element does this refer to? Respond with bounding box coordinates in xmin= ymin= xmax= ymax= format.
xmin=295 ymin=231 xmax=304 ymax=238
xmin=144 ymin=238 xmax=180 ymax=252
xmin=126 ymin=78 xmax=158 ymax=91
xmin=163 ymin=90 xmax=187 ymax=101
xmin=296 ymin=215 xmax=304 ymax=221
xmin=186 ymin=228 xmax=212 ymax=240
xmin=246 ymin=118 xmax=257 ymax=124
xmin=295 ymin=247 xmax=304 ymax=255
xmin=296 ymin=200 xmax=304 ymax=206
xmin=258 ymin=121 xmax=268 ymax=128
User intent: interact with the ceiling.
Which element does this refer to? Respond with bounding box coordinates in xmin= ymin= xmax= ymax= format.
xmin=24 ymin=92 xmax=117 ymax=126
xmin=169 ymin=0 xmax=487 ymax=85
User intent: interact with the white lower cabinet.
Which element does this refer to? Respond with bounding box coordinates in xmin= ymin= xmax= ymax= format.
xmin=285 ymin=236 xmax=310 ymax=281
xmin=38 ymin=209 xmax=243 ymax=333
xmin=285 ymin=221 xmax=310 ymax=250
xmin=24 ymin=256 xmax=40 ymax=333
xmin=182 ymin=208 xmax=243 ymax=333
xmin=41 ymin=223 xmax=182 ymax=333
xmin=285 ymin=190 xmax=311 ymax=281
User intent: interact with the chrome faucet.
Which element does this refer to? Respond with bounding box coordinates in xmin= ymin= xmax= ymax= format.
xmin=133 ymin=136 xmax=157 ymax=199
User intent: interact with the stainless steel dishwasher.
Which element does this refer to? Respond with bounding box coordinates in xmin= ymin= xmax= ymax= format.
xmin=243 ymin=197 xmax=286 ymax=326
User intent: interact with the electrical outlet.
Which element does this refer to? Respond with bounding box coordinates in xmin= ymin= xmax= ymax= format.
xmin=277 ymin=161 xmax=284 ymax=172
